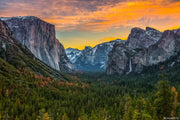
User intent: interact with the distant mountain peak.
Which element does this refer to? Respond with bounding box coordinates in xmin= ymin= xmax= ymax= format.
xmin=146 ymin=26 xmax=160 ymax=32
xmin=65 ymin=40 xmax=119 ymax=71
xmin=66 ymin=47 xmax=80 ymax=51
xmin=84 ymin=46 xmax=92 ymax=49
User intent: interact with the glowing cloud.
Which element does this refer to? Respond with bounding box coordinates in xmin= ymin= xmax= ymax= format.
xmin=0 ymin=0 xmax=180 ymax=49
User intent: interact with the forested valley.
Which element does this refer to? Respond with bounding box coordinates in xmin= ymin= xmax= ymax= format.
xmin=0 ymin=57 xmax=180 ymax=120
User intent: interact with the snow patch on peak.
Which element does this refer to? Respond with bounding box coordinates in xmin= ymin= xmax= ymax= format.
xmin=65 ymin=48 xmax=82 ymax=63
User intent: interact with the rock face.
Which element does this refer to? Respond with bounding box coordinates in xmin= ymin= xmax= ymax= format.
xmin=1 ymin=16 xmax=74 ymax=72
xmin=66 ymin=40 xmax=125 ymax=71
xmin=106 ymin=27 xmax=180 ymax=75
xmin=126 ymin=27 xmax=162 ymax=49
xmin=0 ymin=18 xmax=63 ymax=79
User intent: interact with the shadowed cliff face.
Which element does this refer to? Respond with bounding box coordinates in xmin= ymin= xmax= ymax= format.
xmin=0 ymin=19 xmax=12 ymax=38
xmin=0 ymin=19 xmax=16 ymax=59
xmin=106 ymin=27 xmax=180 ymax=75
xmin=1 ymin=16 xmax=74 ymax=72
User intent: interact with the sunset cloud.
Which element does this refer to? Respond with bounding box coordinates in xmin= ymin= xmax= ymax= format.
xmin=0 ymin=0 xmax=180 ymax=49
xmin=1 ymin=0 xmax=180 ymax=32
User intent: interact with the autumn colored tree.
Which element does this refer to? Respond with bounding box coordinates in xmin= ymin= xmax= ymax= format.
xmin=171 ymin=86 xmax=178 ymax=117
xmin=36 ymin=109 xmax=50 ymax=120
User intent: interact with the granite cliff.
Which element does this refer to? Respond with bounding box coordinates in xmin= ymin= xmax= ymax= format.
xmin=0 ymin=18 xmax=63 ymax=79
xmin=106 ymin=27 xmax=180 ymax=75
xmin=1 ymin=16 xmax=74 ymax=72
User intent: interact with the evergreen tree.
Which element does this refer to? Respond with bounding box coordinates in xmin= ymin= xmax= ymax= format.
xmin=62 ymin=113 xmax=69 ymax=120
xmin=15 ymin=116 xmax=20 ymax=120
xmin=176 ymin=85 xmax=180 ymax=117
xmin=132 ymin=98 xmax=152 ymax=120
xmin=123 ymin=96 xmax=133 ymax=120
xmin=89 ymin=111 xmax=97 ymax=120
xmin=79 ymin=109 xmax=88 ymax=120
xmin=154 ymin=80 xmax=173 ymax=119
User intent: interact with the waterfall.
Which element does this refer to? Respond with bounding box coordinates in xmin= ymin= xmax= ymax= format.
xmin=129 ymin=57 xmax=132 ymax=73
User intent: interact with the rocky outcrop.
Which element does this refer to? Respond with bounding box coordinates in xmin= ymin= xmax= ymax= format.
xmin=1 ymin=16 xmax=74 ymax=72
xmin=66 ymin=39 xmax=125 ymax=71
xmin=126 ymin=27 xmax=162 ymax=49
xmin=106 ymin=42 xmax=128 ymax=75
xmin=106 ymin=27 xmax=180 ymax=75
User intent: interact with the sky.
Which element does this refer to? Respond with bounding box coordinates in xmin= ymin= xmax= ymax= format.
xmin=0 ymin=0 xmax=180 ymax=50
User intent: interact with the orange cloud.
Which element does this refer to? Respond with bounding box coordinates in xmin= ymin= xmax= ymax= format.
xmin=1 ymin=0 xmax=180 ymax=32
xmin=1 ymin=0 xmax=180 ymax=49
xmin=46 ymin=0 xmax=180 ymax=32
xmin=81 ymin=1 xmax=180 ymax=31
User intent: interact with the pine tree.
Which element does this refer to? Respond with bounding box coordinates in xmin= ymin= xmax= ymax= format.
xmin=176 ymin=85 xmax=180 ymax=117
xmin=62 ymin=113 xmax=69 ymax=120
xmin=89 ymin=110 xmax=97 ymax=120
xmin=123 ymin=96 xmax=133 ymax=120
xmin=132 ymin=98 xmax=152 ymax=120
xmin=79 ymin=109 xmax=88 ymax=120
xmin=154 ymin=80 xmax=173 ymax=119
xmin=15 ymin=116 xmax=20 ymax=120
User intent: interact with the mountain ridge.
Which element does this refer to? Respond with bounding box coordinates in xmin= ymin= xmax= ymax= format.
xmin=66 ymin=39 xmax=125 ymax=71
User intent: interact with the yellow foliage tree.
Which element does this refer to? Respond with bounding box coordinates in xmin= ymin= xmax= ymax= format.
xmin=6 ymin=89 xmax=9 ymax=97
xmin=42 ymin=112 xmax=50 ymax=120
xmin=171 ymin=86 xmax=178 ymax=117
